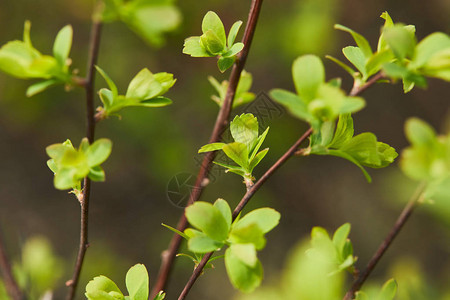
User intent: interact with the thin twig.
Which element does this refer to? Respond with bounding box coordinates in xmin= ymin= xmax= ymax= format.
xmin=177 ymin=68 xmax=386 ymax=299
xmin=65 ymin=17 xmax=102 ymax=300
xmin=349 ymin=72 xmax=385 ymax=97
xmin=150 ymin=0 xmax=264 ymax=297
xmin=343 ymin=183 xmax=426 ymax=300
xmin=0 ymin=231 xmax=23 ymax=300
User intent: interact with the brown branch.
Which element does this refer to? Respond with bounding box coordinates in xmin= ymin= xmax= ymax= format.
xmin=343 ymin=183 xmax=426 ymax=300
xmin=0 ymin=231 xmax=23 ymax=300
xmin=349 ymin=72 xmax=385 ymax=97
xmin=65 ymin=17 xmax=102 ymax=300
xmin=150 ymin=0 xmax=264 ymax=297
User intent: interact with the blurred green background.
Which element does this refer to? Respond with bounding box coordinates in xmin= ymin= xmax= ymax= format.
xmin=0 ymin=0 xmax=449 ymax=299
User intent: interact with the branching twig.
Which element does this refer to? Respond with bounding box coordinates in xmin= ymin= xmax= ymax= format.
xmin=177 ymin=68 xmax=386 ymax=299
xmin=65 ymin=17 xmax=102 ymax=300
xmin=0 ymin=231 xmax=23 ymax=300
xmin=150 ymin=0 xmax=264 ymax=297
xmin=343 ymin=183 xmax=426 ymax=300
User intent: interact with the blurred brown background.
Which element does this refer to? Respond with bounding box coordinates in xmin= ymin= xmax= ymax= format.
xmin=0 ymin=0 xmax=449 ymax=299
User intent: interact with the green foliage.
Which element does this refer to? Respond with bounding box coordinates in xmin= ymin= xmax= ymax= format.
xmin=209 ymin=70 xmax=255 ymax=108
xmin=46 ymin=138 xmax=112 ymax=190
xmin=199 ymin=113 xmax=269 ymax=185
xmin=183 ymin=11 xmax=244 ymax=72
xmin=306 ymin=114 xmax=398 ymax=182
xmin=86 ymin=264 xmax=165 ymax=300
xmin=165 ymin=198 xmax=280 ymax=293
xmin=100 ymin=0 xmax=181 ymax=47
xmin=270 ymin=55 xmax=365 ymax=130
xmin=7 ymin=237 xmax=64 ymax=300
xmin=0 ymin=21 xmax=74 ymax=96
xmin=235 ymin=224 xmax=356 ymax=300
xmin=400 ymin=118 xmax=450 ymax=200
xmin=329 ymin=11 xmax=450 ymax=92
xmin=355 ymin=279 xmax=397 ymax=300
xmin=95 ymin=66 xmax=175 ymax=120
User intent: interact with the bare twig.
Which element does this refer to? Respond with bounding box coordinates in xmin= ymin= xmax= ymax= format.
xmin=343 ymin=183 xmax=426 ymax=300
xmin=0 ymin=231 xmax=23 ymax=300
xmin=349 ymin=72 xmax=385 ymax=97
xmin=150 ymin=0 xmax=264 ymax=297
xmin=65 ymin=17 xmax=102 ymax=300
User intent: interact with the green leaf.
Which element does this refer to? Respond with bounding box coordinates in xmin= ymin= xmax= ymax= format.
xmin=292 ymin=55 xmax=325 ymax=101
xmin=328 ymin=114 xmax=354 ymax=148
xmin=250 ymin=127 xmax=269 ymax=161
xmin=335 ymin=24 xmax=373 ymax=58
xmin=213 ymin=162 xmax=246 ymax=177
xmin=413 ymin=32 xmax=450 ymax=68
xmin=234 ymin=208 xmax=280 ymax=234
xmin=249 ymin=148 xmax=269 ymax=173
xmin=332 ymin=223 xmax=351 ymax=255
xmin=138 ymin=96 xmax=172 ymax=107
xmin=378 ymin=279 xmax=397 ymax=300
xmin=188 ymin=234 xmax=224 ymax=253
xmin=198 ymin=142 xmax=226 ymax=153
xmin=405 ymin=117 xmax=437 ymax=147
xmin=342 ymin=46 xmax=367 ymax=79
xmin=161 ymin=223 xmax=190 ymax=240
xmin=223 ymin=142 xmax=249 ymax=169
xmin=229 ymin=223 xmax=266 ymax=250
xmin=214 ymin=198 xmax=232 ymax=229
xmin=125 ymin=264 xmax=148 ymax=300
xmin=229 ymin=243 xmax=257 ymax=267
xmin=185 ymin=202 xmax=229 ymax=241
xmin=126 ymin=68 xmax=163 ymax=100
xmin=153 ymin=291 xmax=166 ymax=300
xmin=270 ymin=88 xmax=311 ymax=122
xmin=88 ymin=166 xmax=105 ymax=182
xmin=54 ymin=167 xmax=80 ymax=190
xmin=228 ymin=21 xmax=243 ymax=48
xmin=383 ymin=25 xmax=416 ymax=60
xmin=86 ymin=139 xmax=112 ymax=167
xmin=53 ymin=25 xmax=72 ymax=67
xmin=202 ymin=11 xmax=226 ymax=46
xmin=95 ymin=66 xmax=118 ymax=97
xmin=183 ymin=37 xmax=211 ymax=57
xmin=225 ymin=247 xmax=263 ymax=293
xmin=365 ymin=49 xmax=394 ymax=78
xmin=85 ymin=276 xmax=124 ymax=300
xmin=230 ymin=114 xmax=259 ymax=151
xmin=26 ymin=79 xmax=59 ymax=97
xmin=201 ymin=30 xmax=226 ymax=55
xmin=340 ymin=133 xmax=381 ymax=166
xmin=223 ymin=42 xmax=244 ymax=57
xmin=218 ymin=56 xmax=235 ymax=72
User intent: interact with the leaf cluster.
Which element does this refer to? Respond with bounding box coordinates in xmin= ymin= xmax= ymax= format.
xmin=400 ymin=118 xmax=450 ymax=200
xmin=100 ymin=0 xmax=181 ymax=47
xmin=165 ymin=199 xmax=280 ymax=292
xmin=85 ymin=264 xmax=165 ymax=300
xmin=95 ymin=66 xmax=175 ymax=120
xmin=0 ymin=21 xmax=74 ymax=96
xmin=46 ymin=138 xmax=112 ymax=190
xmin=329 ymin=12 xmax=450 ymax=92
xmin=183 ymin=11 xmax=244 ymax=72
xmin=355 ymin=279 xmax=397 ymax=300
xmin=209 ymin=70 xmax=255 ymax=108
xmin=308 ymin=114 xmax=398 ymax=182
xmin=199 ymin=113 xmax=269 ymax=185
xmin=270 ymin=55 xmax=365 ymax=130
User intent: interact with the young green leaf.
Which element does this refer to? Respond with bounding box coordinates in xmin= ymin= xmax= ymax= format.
xmin=383 ymin=25 xmax=416 ymax=60
xmin=379 ymin=279 xmax=397 ymax=300
xmin=214 ymin=198 xmax=232 ymax=229
xmin=229 ymin=243 xmax=258 ymax=267
xmin=233 ymin=208 xmax=280 ymax=234
xmin=188 ymin=234 xmax=224 ymax=253
xmin=223 ymin=142 xmax=249 ymax=169
xmin=292 ymin=55 xmax=325 ymax=101
xmin=342 ymin=46 xmax=367 ymax=79
xmin=85 ymin=138 xmax=113 ymax=167
xmin=185 ymin=202 xmax=230 ymax=241
xmin=218 ymin=56 xmax=235 ymax=73
xmin=225 ymin=247 xmax=263 ymax=293
xmin=198 ymin=142 xmax=226 ymax=153
xmin=230 ymin=113 xmax=259 ymax=151
xmin=228 ymin=21 xmax=243 ymax=48
xmin=85 ymin=276 xmax=124 ymax=300
xmin=202 ymin=11 xmax=226 ymax=46
xmin=335 ymin=24 xmax=373 ymax=58
xmin=269 ymin=89 xmax=311 ymax=122
xmin=125 ymin=264 xmax=149 ymax=300
xmin=183 ymin=37 xmax=212 ymax=57
xmin=52 ymin=25 xmax=73 ymax=67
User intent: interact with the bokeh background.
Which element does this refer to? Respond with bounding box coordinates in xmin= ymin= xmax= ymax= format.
xmin=0 ymin=0 xmax=449 ymax=299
